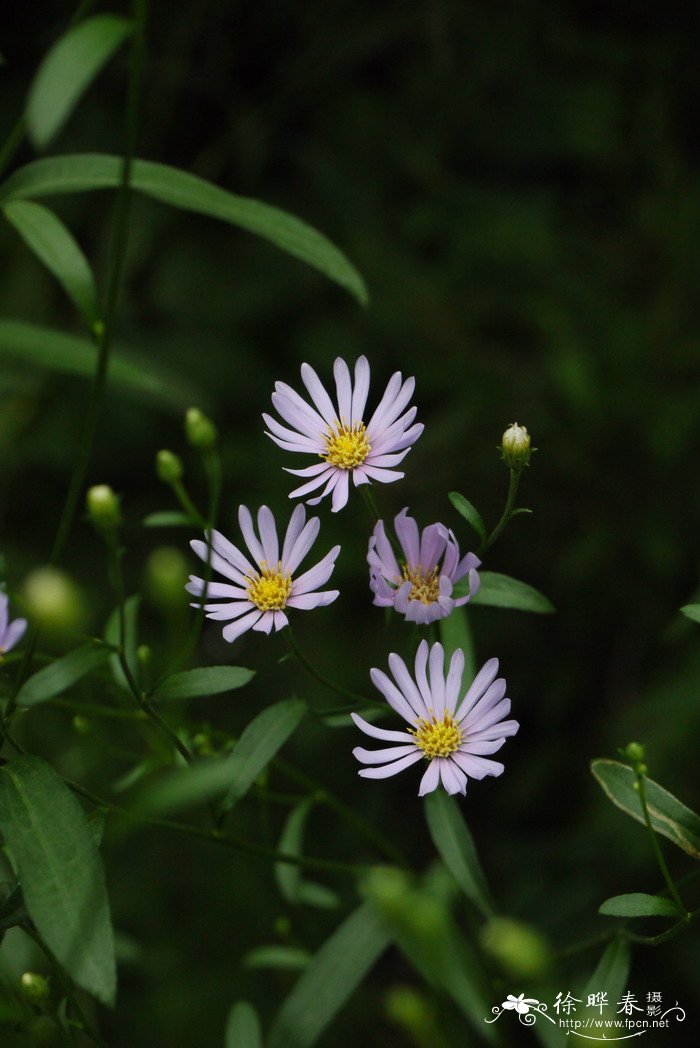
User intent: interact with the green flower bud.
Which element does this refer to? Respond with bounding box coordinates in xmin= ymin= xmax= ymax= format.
xmin=185 ymin=407 xmax=217 ymax=450
xmin=636 ymin=763 xmax=648 ymax=777
xmin=86 ymin=484 xmax=121 ymax=530
xmin=385 ymin=986 xmax=437 ymax=1047
xmin=501 ymin=422 xmax=532 ymax=470
xmin=72 ymin=714 xmax=92 ymax=736
xmin=137 ymin=644 xmax=152 ymax=667
xmin=20 ymin=971 xmax=50 ymax=1003
xmin=156 ymin=449 xmax=183 ymax=485
xmin=22 ymin=568 xmax=86 ymax=638
xmin=146 ymin=547 xmax=188 ymax=611
xmin=481 ymin=917 xmax=552 ymax=979
xmin=624 ymin=741 xmax=646 ymax=763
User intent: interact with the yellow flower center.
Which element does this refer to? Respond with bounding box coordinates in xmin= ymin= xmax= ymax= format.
xmin=322 ymin=420 xmax=371 ymax=470
xmin=402 ymin=563 xmax=440 ymax=605
xmin=246 ymin=563 xmax=292 ymax=611
xmin=411 ymin=712 xmax=463 ymax=759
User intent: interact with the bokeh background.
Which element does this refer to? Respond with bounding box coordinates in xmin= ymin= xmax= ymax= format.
xmin=1 ymin=1 xmax=699 ymax=1045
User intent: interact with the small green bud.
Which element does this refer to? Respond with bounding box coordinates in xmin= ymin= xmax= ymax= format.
xmin=146 ymin=547 xmax=188 ymax=611
xmin=72 ymin=714 xmax=92 ymax=736
xmin=86 ymin=484 xmax=121 ymax=530
xmin=193 ymin=732 xmax=213 ymax=757
xmin=20 ymin=971 xmax=50 ymax=1003
xmin=385 ymin=985 xmax=436 ymax=1045
xmin=92 ymin=319 xmax=106 ymax=341
xmin=481 ymin=917 xmax=552 ymax=979
xmin=156 ymin=449 xmax=183 ymax=484
xmin=274 ymin=915 xmax=291 ymax=938
xmin=624 ymin=741 xmax=646 ymax=763
xmin=501 ymin=422 xmax=532 ymax=470
xmin=185 ymin=407 xmax=217 ymax=450
xmin=22 ymin=567 xmax=86 ymax=638
xmin=636 ymin=763 xmax=648 ymax=777
xmin=137 ymin=644 xmax=151 ymax=667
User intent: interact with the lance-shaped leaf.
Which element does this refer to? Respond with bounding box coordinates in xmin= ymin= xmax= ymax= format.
xmin=458 ymin=570 xmax=554 ymax=613
xmin=591 ymin=759 xmax=700 ymax=858
xmin=582 ymin=935 xmax=630 ymax=1011
xmin=3 ymin=200 xmax=99 ymax=325
xmin=424 ymin=790 xmax=494 ymax=916
xmin=143 ymin=511 xmax=195 ymax=528
xmin=16 ymin=641 xmax=110 ymax=708
xmin=599 ymin=893 xmax=681 ymax=919
xmin=0 ymin=154 xmax=368 ymax=304
xmin=275 ymin=799 xmax=340 ymax=910
xmin=225 ymin=1001 xmax=262 ymax=1048
xmin=0 ymin=757 xmax=116 ymax=1004
xmin=0 ymin=319 xmax=198 ymax=410
xmin=153 ymin=666 xmax=254 ymax=702
xmin=244 ymin=946 xmax=311 ymax=971
xmin=26 ymin=15 xmax=133 ymax=149
xmin=448 ymin=492 xmax=486 ymax=542
xmin=268 ymin=902 xmax=390 ymax=1048
xmin=681 ymin=604 xmax=700 ymax=625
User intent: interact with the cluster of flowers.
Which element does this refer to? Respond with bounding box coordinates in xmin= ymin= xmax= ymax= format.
xmin=189 ymin=357 xmax=519 ymax=797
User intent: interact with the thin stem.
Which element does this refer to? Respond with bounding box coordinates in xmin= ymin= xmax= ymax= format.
xmin=171 ymin=480 xmax=206 ymax=527
xmin=284 ymin=625 xmax=380 ymax=709
xmin=360 ymin=485 xmax=382 ymax=522
xmin=49 ymin=697 xmax=149 ymax=721
xmin=635 ymin=771 xmax=687 ymax=914
xmin=0 ymin=116 xmax=26 ymax=182
xmin=625 ymin=907 xmax=699 ymax=946
xmin=479 ymin=469 xmax=520 ymax=555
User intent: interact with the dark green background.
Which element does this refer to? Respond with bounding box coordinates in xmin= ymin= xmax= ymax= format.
xmin=1 ymin=1 xmax=699 ymax=1045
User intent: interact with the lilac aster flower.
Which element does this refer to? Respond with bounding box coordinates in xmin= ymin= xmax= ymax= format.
xmin=368 ymin=508 xmax=480 ymax=624
xmin=187 ymin=505 xmax=340 ymax=642
xmin=0 ymin=592 xmax=27 ymax=656
xmin=352 ymin=640 xmax=519 ymax=796
xmin=263 ymin=356 xmax=423 ymax=512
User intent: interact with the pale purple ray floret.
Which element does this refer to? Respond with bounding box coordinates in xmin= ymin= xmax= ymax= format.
xmin=263 ymin=356 xmax=423 ymax=512
xmin=0 ymin=592 xmax=27 ymax=656
xmin=368 ymin=507 xmax=481 ymax=624
xmin=187 ymin=505 xmax=340 ymax=643
xmin=352 ymin=640 xmax=519 ymax=796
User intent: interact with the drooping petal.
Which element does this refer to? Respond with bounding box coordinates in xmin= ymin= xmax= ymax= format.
xmin=222 ymin=609 xmax=262 ymax=642
xmin=273 ymin=610 xmax=289 ymax=631
xmin=353 ymin=744 xmax=419 ymax=765
xmin=358 ymin=751 xmax=423 ymax=779
xmin=351 ymin=712 xmax=414 ymax=743
xmin=439 ymin=757 xmax=467 ymax=795
xmin=252 ymin=612 xmax=275 ymax=634
xmin=451 ymin=751 xmax=504 ymax=780
xmin=287 ymin=468 xmax=334 ymax=501
xmin=331 ymin=471 xmax=349 ymax=512
xmin=361 ymin=465 xmax=405 ymax=484
xmin=418 ymin=760 xmax=440 ymax=796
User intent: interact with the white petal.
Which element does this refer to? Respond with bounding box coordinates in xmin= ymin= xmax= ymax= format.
xmin=351 ymin=356 xmax=370 ymax=424
xmin=418 ymin=760 xmax=440 ymax=796
xmin=333 ymin=357 xmax=352 ymax=422
xmin=350 ymin=712 xmax=414 ymax=743
xmin=301 ymin=362 xmax=337 ymax=425
xmin=353 ymin=744 xmax=418 ymax=765
xmin=222 ymin=609 xmax=261 ymax=642
xmin=357 ymin=751 xmax=423 ymax=779
xmin=257 ymin=506 xmax=279 ymax=565
xmin=238 ymin=505 xmax=265 ymax=565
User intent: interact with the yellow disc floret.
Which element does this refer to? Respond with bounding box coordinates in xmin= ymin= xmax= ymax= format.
xmin=401 ymin=563 xmax=440 ymax=605
xmin=322 ymin=420 xmax=371 ymax=470
xmin=246 ymin=563 xmax=293 ymax=611
xmin=411 ymin=712 xmax=463 ymax=759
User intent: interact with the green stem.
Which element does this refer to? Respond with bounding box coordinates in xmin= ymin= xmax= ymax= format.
xmin=635 ymin=771 xmax=687 ymax=914
xmin=49 ymin=697 xmax=149 ymax=721
xmin=284 ymin=625 xmax=380 ymax=709
xmin=625 ymin=907 xmax=699 ymax=946
xmin=171 ymin=480 xmax=206 ymax=527
xmin=479 ymin=469 xmax=520 ymax=555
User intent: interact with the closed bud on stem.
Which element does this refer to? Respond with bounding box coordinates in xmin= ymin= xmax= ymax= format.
xmin=137 ymin=644 xmax=151 ymax=667
xmin=501 ymin=422 xmax=532 ymax=470
xmin=156 ymin=449 xmax=183 ymax=485
xmin=481 ymin=917 xmax=552 ymax=979
xmin=146 ymin=547 xmax=188 ymax=611
xmin=72 ymin=714 xmax=92 ymax=736
xmin=86 ymin=484 xmax=121 ymax=531
xmin=624 ymin=741 xmax=646 ymax=764
xmin=22 ymin=567 xmax=86 ymax=638
xmin=185 ymin=407 xmax=217 ymax=450
xmin=20 ymin=972 xmax=50 ymax=1003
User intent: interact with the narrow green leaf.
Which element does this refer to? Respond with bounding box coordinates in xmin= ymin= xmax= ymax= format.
xmin=591 ymin=759 xmax=700 ymax=858
xmin=680 ymin=604 xmax=700 ymax=625
xmin=26 ymin=15 xmax=133 ymax=149
xmin=16 ymin=642 xmax=110 ymax=708
xmin=599 ymin=893 xmax=681 ymax=919
xmin=268 ymin=902 xmax=390 ymax=1048
xmin=276 ymin=799 xmax=313 ymax=903
xmin=0 ymin=154 xmax=368 ymax=304
xmin=225 ymin=1001 xmax=262 ymax=1048
xmin=461 ymin=570 xmax=555 ymax=613
xmin=143 ymin=510 xmax=195 ymax=528
xmin=424 ymin=791 xmax=494 ymax=916
xmin=582 ymin=935 xmax=630 ymax=1010
xmin=0 ymin=319 xmax=197 ymax=410
xmin=3 ymin=200 xmax=99 ymax=324
xmin=222 ymin=698 xmax=306 ymax=811
xmin=244 ymin=946 xmax=311 ymax=971
xmin=0 ymin=757 xmax=116 ymax=1004
xmin=439 ymin=605 xmax=476 ymax=677
xmin=296 ymin=881 xmax=340 ymax=909
xmin=104 ymin=596 xmax=140 ymax=694
xmin=153 ymin=666 xmax=254 ymax=702
xmin=448 ymin=492 xmax=486 ymax=542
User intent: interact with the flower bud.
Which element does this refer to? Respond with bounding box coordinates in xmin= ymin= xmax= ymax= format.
xmin=156 ymin=449 xmax=183 ymax=485
xmin=137 ymin=644 xmax=152 ymax=667
xmin=481 ymin=917 xmax=552 ymax=979
xmin=146 ymin=547 xmax=188 ymax=611
xmin=185 ymin=407 xmax=217 ymax=450
xmin=72 ymin=714 xmax=92 ymax=736
xmin=501 ymin=422 xmax=532 ymax=470
xmin=20 ymin=971 xmax=50 ymax=1003
xmin=385 ymin=986 xmax=437 ymax=1046
xmin=22 ymin=567 xmax=86 ymax=638
xmin=86 ymin=484 xmax=121 ymax=531
xmin=624 ymin=741 xmax=646 ymax=764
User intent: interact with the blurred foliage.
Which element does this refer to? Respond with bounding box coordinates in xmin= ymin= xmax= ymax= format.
xmin=1 ymin=1 xmax=700 ymax=1045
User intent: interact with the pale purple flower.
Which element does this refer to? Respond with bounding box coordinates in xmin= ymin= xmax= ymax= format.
xmin=263 ymin=356 xmax=423 ymax=512
xmin=353 ymin=640 xmax=518 ymax=796
xmin=187 ymin=505 xmax=340 ymax=642
xmin=0 ymin=593 xmax=27 ymax=656
xmin=368 ymin=508 xmax=480 ymax=624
